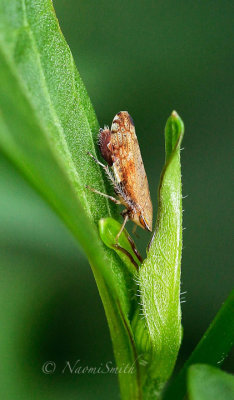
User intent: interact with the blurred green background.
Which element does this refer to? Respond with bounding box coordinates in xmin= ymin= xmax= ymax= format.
xmin=0 ymin=1 xmax=233 ymax=399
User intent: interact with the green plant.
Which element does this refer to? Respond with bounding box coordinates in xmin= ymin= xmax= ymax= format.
xmin=0 ymin=1 xmax=233 ymax=399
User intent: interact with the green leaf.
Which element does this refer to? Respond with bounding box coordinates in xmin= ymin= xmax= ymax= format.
xmin=187 ymin=364 xmax=234 ymax=400
xmin=164 ymin=290 xmax=234 ymax=400
xmin=133 ymin=111 xmax=184 ymax=397
xmin=0 ymin=1 xmax=141 ymax=398
xmin=99 ymin=217 xmax=142 ymax=275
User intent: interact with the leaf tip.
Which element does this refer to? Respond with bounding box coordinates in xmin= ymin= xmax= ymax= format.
xmin=165 ymin=110 xmax=184 ymax=161
xmin=171 ymin=110 xmax=179 ymax=118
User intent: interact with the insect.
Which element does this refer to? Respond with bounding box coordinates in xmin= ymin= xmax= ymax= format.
xmin=87 ymin=111 xmax=153 ymax=241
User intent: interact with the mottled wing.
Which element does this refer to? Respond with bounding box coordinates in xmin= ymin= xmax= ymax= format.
xmin=110 ymin=111 xmax=153 ymax=229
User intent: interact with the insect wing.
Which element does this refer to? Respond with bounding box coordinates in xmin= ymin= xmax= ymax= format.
xmin=110 ymin=112 xmax=153 ymax=230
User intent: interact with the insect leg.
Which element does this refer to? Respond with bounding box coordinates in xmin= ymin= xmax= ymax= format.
xmin=87 ymin=151 xmax=107 ymax=170
xmin=87 ymin=151 xmax=117 ymax=188
xmin=86 ymin=185 xmax=121 ymax=205
xmin=116 ymin=213 xmax=129 ymax=242
xmin=131 ymin=224 xmax=140 ymax=239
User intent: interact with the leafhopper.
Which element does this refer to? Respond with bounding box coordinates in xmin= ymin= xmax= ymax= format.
xmin=88 ymin=111 xmax=153 ymax=240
